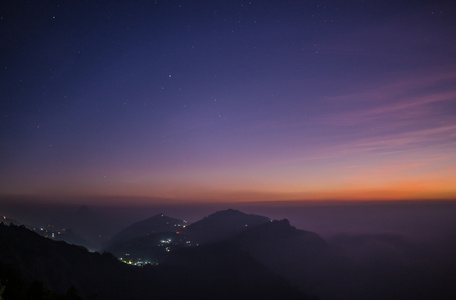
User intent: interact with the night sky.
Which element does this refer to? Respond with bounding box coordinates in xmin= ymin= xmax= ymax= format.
xmin=1 ymin=0 xmax=456 ymax=204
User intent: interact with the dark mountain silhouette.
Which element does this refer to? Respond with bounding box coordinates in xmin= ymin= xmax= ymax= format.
xmin=101 ymin=209 xmax=329 ymax=296
xmin=47 ymin=205 xmax=117 ymax=249
xmin=2 ymin=214 xmax=94 ymax=249
xmin=227 ymin=219 xmax=331 ymax=296
xmin=0 ymin=223 xmax=135 ymax=299
xmin=104 ymin=210 xmax=279 ymax=263
xmin=0 ymin=263 xmax=83 ymax=300
xmin=106 ymin=213 xmax=185 ymax=248
xmin=103 ymin=209 xmax=271 ymax=264
xmin=5 ymin=208 xmax=453 ymax=300
xmin=51 ymin=228 xmax=94 ymax=249
xmin=231 ymin=218 xmax=327 ymax=255
xmin=104 ymin=231 xmax=187 ymax=263
xmin=0 ymin=223 xmax=314 ymax=300
xmin=162 ymin=242 xmax=318 ymax=300
xmin=1 ymin=215 xmax=23 ymax=226
xmin=183 ymin=209 xmax=270 ymax=244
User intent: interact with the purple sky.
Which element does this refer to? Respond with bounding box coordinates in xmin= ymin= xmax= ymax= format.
xmin=1 ymin=0 xmax=455 ymax=204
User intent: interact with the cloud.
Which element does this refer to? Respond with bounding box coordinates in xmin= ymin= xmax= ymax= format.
xmin=350 ymin=124 xmax=456 ymax=153
xmin=320 ymin=68 xmax=456 ymax=124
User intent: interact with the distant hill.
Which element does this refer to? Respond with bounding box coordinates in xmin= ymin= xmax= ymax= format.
xmin=162 ymin=242 xmax=316 ymax=300
xmin=230 ymin=218 xmax=327 ymax=261
xmin=2 ymin=214 xmax=95 ymax=250
xmin=51 ymin=228 xmax=94 ymax=249
xmin=103 ymin=209 xmax=272 ymax=260
xmin=228 ymin=219 xmax=331 ymax=296
xmin=0 ymin=223 xmax=313 ymax=300
xmin=104 ymin=231 xmax=187 ymax=263
xmin=106 ymin=213 xmax=185 ymax=248
xmin=47 ymin=205 xmax=118 ymax=249
xmin=103 ymin=210 xmax=330 ymax=289
xmin=3 ymin=207 xmax=456 ymax=300
xmin=183 ymin=209 xmax=270 ymax=244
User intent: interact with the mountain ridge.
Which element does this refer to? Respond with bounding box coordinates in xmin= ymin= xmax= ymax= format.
xmin=0 ymin=222 xmax=315 ymax=300
xmin=182 ymin=209 xmax=271 ymax=244
xmin=105 ymin=213 xmax=185 ymax=248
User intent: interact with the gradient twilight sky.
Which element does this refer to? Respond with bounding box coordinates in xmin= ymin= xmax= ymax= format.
xmin=1 ymin=0 xmax=456 ymax=204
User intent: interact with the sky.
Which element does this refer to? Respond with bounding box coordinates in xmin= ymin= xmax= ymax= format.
xmin=1 ymin=0 xmax=456 ymax=204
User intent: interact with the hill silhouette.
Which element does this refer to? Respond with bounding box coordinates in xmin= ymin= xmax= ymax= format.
xmin=183 ymin=209 xmax=270 ymax=244
xmin=47 ymin=205 xmax=117 ymax=249
xmin=5 ymin=208 xmax=453 ymax=300
xmin=106 ymin=213 xmax=185 ymax=247
xmin=105 ymin=231 xmax=188 ymax=263
xmin=0 ymin=223 xmax=315 ymax=300
xmin=101 ymin=209 xmax=331 ymax=295
xmin=228 ymin=219 xmax=331 ymax=296
xmin=48 ymin=228 xmax=94 ymax=249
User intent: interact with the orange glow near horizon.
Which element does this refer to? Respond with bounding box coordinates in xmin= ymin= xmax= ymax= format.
xmin=1 ymin=1 xmax=456 ymax=208
xmin=2 ymin=139 xmax=455 ymax=205
xmin=3 ymin=165 xmax=454 ymax=205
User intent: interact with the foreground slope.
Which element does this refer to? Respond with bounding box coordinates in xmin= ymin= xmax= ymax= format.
xmin=0 ymin=223 xmax=313 ymax=300
xmin=228 ymin=219 xmax=331 ymax=295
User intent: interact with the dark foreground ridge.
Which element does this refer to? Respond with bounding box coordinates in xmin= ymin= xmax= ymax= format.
xmin=3 ymin=208 xmax=456 ymax=300
xmin=0 ymin=222 xmax=315 ymax=300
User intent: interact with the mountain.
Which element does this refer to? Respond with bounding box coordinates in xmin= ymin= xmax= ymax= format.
xmin=101 ymin=210 xmax=329 ymax=298
xmin=102 ymin=209 xmax=329 ymax=296
xmin=1 ymin=215 xmax=23 ymax=226
xmin=230 ymin=218 xmax=327 ymax=262
xmin=103 ymin=209 xmax=271 ymax=260
xmin=0 ymin=223 xmax=314 ymax=300
xmin=106 ymin=213 xmax=185 ymax=248
xmin=0 ymin=262 xmax=83 ymax=300
xmin=51 ymin=228 xmax=94 ymax=249
xmin=47 ymin=205 xmax=117 ymax=249
xmin=228 ymin=219 xmax=331 ymax=296
xmin=0 ymin=223 xmax=135 ymax=299
xmin=162 ymin=242 xmax=317 ymax=300
xmin=104 ymin=231 xmax=189 ymax=263
xmin=3 ymin=208 xmax=455 ymax=300
xmin=2 ymin=214 xmax=94 ymax=249
xmin=183 ymin=209 xmax=270 ymax=244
